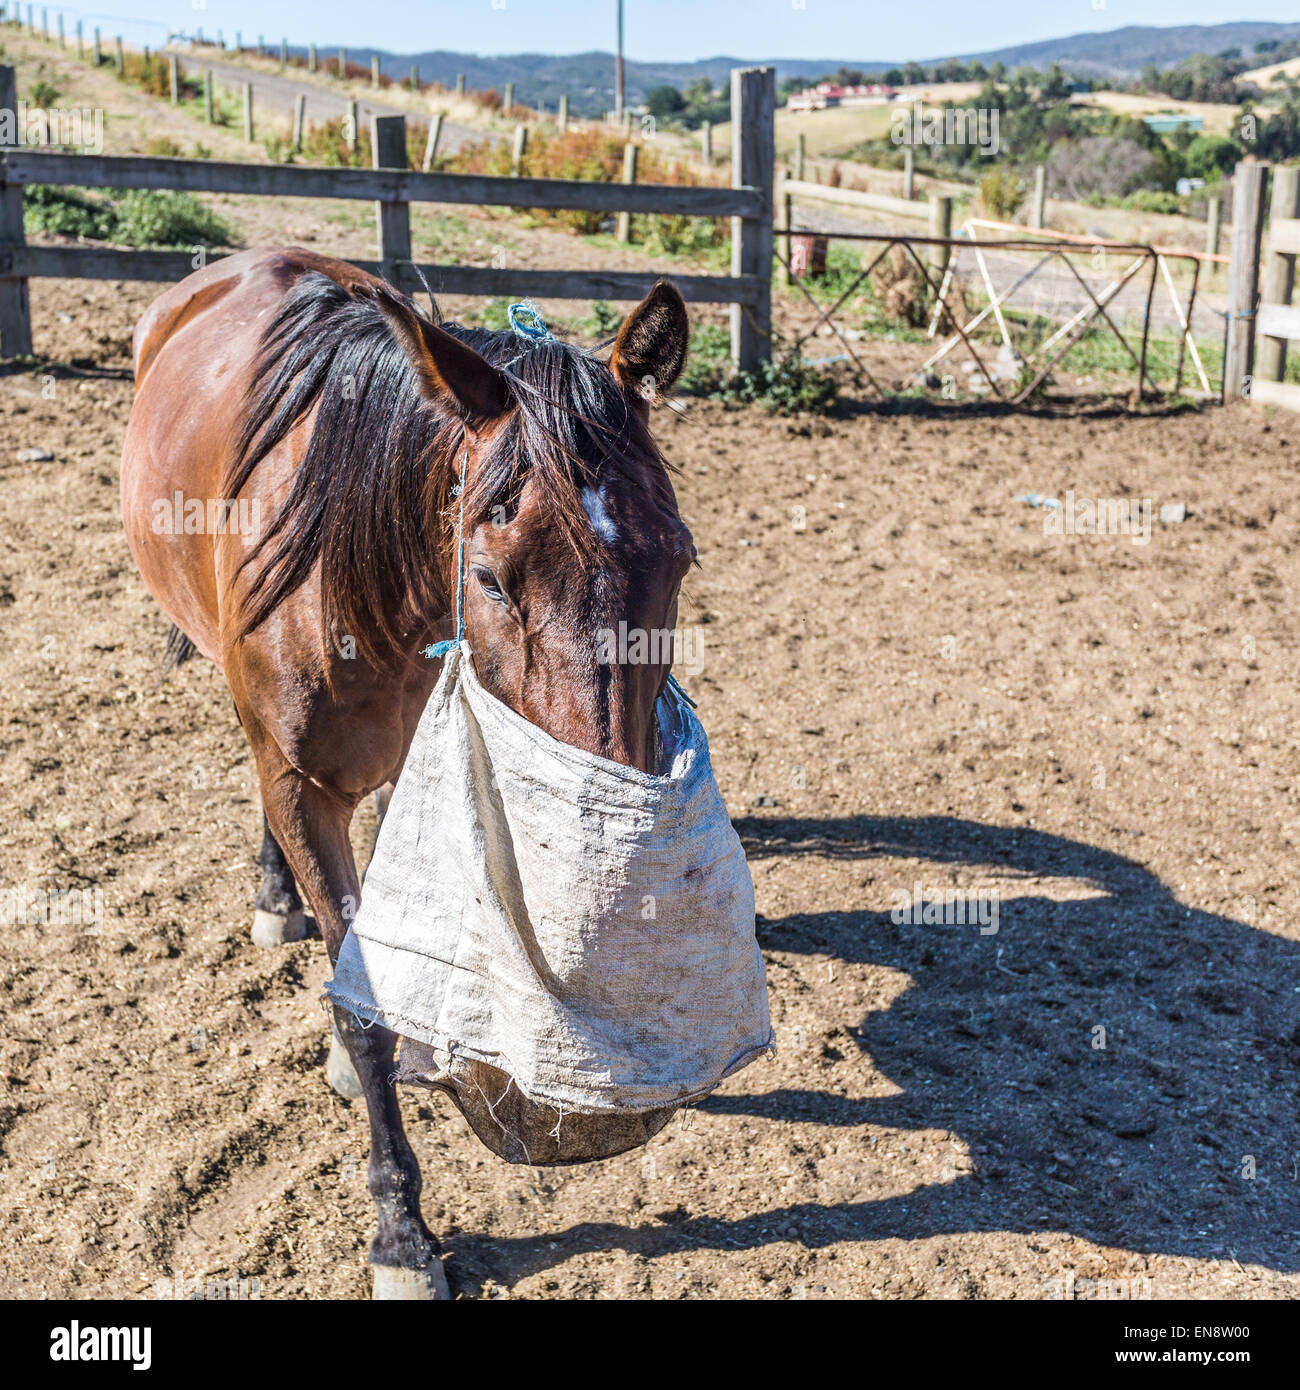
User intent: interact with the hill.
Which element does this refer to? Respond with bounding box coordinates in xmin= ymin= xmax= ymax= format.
xmin=270 ymin=22 xmax=1300 ymax=115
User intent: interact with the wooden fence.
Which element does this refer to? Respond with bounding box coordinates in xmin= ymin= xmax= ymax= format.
xmin=1238 ymin=163 xmax=1300 ymax=409
xmin=0 ymin=63 xmax=775 ymax=366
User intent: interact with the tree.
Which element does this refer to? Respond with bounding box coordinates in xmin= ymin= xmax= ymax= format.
xmin=646 ymin=84 xmax=685 ymax=119
xmin=883 ymin=67 xmax=904 ymax=86
xmin=684 ymin=75 xmax=714 ymax=106
xmin=1183 ymin=133 xmax=1241 ymax=178
xmin=1258 ymin=100 xmax=1300 ymax=160
xmin=1041 ymin=63 xmax=1070 ymax=104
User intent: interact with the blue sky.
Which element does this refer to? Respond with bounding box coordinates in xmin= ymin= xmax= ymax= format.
xmin=42 ymin=1 xmax=1300 ymax=62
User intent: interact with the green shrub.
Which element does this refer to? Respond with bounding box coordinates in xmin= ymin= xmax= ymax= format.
xmin=979 ymin=166 xmax=1026 ymax=220
xmin=28 ymin=79 xmax=62 ymax=107
xmin=23 ymin=185 xmax=235 ymax=249
xmin=111 ymin=190 xmax=235 ymax=248
xmin=478 ymin=298 xmax=512 ymax=331
xmin=680 ymin=343 xmax=839 ymax=415
xmin=587 ymin=300 xmax=622 ymax=336
xmin=262 ymin=134 xmax=297 ymax=164
xmin=23 ymin=184 xmax=116 ymax=239
xmin=1121 ymin=189 xmax=1182 ymax=214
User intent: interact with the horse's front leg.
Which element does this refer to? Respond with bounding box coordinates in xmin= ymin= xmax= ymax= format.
xmin=255 ymin=750 xmax=449 ymax=1301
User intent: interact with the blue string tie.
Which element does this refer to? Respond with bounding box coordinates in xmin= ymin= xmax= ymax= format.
xmin=507 ymin=300 xmax=550 ymax=340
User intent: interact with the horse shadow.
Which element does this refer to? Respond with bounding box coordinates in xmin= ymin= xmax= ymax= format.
xmin=446 ymin=816 xmax=1300 ymax=1290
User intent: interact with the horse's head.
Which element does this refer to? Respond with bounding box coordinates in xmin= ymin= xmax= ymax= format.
xmin=389 ymin=282 xmax=695 ymax=773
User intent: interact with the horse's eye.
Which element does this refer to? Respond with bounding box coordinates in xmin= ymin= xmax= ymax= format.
xmin=473 ymin=567 xmax=505 ymax=602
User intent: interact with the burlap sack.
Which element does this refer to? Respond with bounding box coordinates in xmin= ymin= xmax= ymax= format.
xmin=326 ymin=644 xmax=772 ymax=1164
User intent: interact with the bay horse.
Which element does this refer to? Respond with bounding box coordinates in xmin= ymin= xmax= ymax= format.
xmin=120 ymin=247 xmax=694 ymax=1299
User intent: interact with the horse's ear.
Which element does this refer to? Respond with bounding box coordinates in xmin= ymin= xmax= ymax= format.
xmin=609 ymin=279 xmax=689 ymax=402
xmin=373 ymin=290 xmax=509 ymax=421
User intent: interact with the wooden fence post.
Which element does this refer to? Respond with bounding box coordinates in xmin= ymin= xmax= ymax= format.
xmin=558 ymin=94 xmax=568 ymax=132
xmin=1206 ymin=195 xmax=1221 ymax=259
xmin=56 ymin=12 xmax=62 ymax=46
xmin=503 ymin=81 xmax=514 ymax=113
xmin=794 ymin=132 xmax=805 ymax=182
xmin=455 ymin=73 xmax=465 ymax=95
xmin=701 ymin=120 xmax=711 ymax=167
xmin=308 ymin=43 xmax=316 ymax=74
xmin=511 ymin=123 xmax=528 ymax=176
xmin=338 ymin=47 xmax=347 ymax=78
xmin=1257 ymin=164 xmax=1300 ymax=384
xmin=903 ymin=146 xmax=914 ymax=200
xmin=1031 ymin=164 xmax=1046 ymax=229
xmin=371 ymin=55 xmax=380 ymax=88
xmin=372 ymin=114 xmax=410 ymax=284
xmin=242 ymin=81 xmax=254 ymax=141
xmin=75 ymin=20 xmax=81 ymax=58
xmin=114 ymin=34 xmax=123 ymax=75
xmin=93 ymin=27 xmax=101 ymax=66
xmin=1225 ymin=162 xmax=1269 ymax=401
xmin=928 ymin=193 xmax=952 ymax=276
xmin=779 ymin=170 xmax=792 ymax=286
xmin=410 ymin=64 xmax=419 ymax=92
xmin=616 ymin=142 xmax=638 ymax=241
xmin=422 ymin=111 xmax=443 ymax=171
xmin=293 ymin=92 xmax=306 ymax=151
xmin=345 ymin=99 xmax=359 ymax=153
xmin=204 ymin=69 xmax=214 ymax=124
xmin=168 ymin=54 xmax=179 ymax=104
xmin=730 ymin=65 xmax=775 ymax=371
xmin=0 ymin=65 xmax=32 ymax=357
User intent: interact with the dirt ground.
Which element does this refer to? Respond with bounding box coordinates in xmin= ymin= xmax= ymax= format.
xmin=1 ymin=254 xmax=1299 ymax=1301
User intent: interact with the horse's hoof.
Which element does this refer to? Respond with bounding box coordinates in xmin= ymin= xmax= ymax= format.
xmin=251 ymin=907 xmax=306 ymax=949
xmin=326 ymin=1029 xmax=364 ymax=1099
xmin=371 ymin=1261 xmax=451 ymax=1301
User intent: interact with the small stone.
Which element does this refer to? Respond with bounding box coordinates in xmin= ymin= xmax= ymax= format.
xmin=16 ymin=448 xmax=53 ymax=462
xmin=1159 ymin=502 xmax=1187 ymax=524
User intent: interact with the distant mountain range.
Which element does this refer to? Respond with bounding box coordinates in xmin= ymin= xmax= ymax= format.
xmin=288 ymin=22 xmax=1300 ymax=114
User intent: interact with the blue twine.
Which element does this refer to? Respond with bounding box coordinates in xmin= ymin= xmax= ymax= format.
xmin=508 ymin=300 xmax=551 ymax=340
xmin=667 ymin=674 xmax=696 ymax=708
xmin=424 ymin=447 xmax=470 ymax=660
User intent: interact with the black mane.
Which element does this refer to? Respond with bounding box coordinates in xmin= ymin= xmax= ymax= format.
xmin=224 ymin=270 xmax=673 ymax=664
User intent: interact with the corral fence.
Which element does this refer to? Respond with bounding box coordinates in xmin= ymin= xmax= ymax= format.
xmin=1224 ymin=161 xmax=1300 ymax=410
xmin=776 ymin=172 xmax=1229 ymax=404
xmin=0 ymin=63 xmax=776 ymax=367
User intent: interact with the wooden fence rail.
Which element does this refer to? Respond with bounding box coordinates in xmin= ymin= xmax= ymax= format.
xmin=0 ymin=62 xmax=775 ymax=366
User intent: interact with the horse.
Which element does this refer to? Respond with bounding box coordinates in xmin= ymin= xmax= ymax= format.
xmin=119 ymin=247 xmax=695 ymax=1299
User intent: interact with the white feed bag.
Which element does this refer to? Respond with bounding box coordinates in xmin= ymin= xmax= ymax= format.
xmin=326 ymin=644 xmax=772 ymax=1119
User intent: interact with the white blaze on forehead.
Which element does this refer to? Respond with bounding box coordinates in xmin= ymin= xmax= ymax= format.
xmin=581 ymin=484 xmax=619 ymax=543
